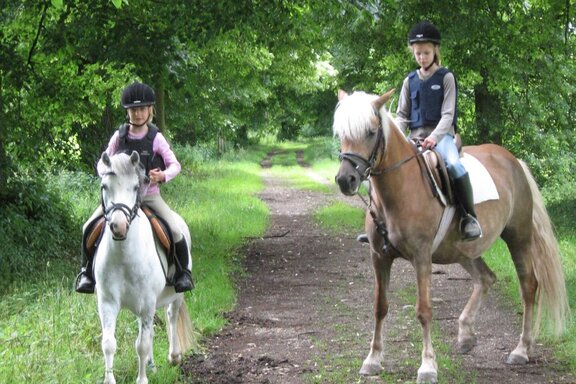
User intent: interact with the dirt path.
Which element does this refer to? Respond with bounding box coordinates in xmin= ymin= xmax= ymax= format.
xmin=182 ymin=151 xmax=574 ymax=384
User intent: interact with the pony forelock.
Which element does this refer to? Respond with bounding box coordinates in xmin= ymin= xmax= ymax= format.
xmin=106 ymin=153 xmax=147 ymax=191
xmin=333 ymin=91 xmax=383 ymax=140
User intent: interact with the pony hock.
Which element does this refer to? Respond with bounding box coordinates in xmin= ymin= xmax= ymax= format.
xmin=333 ymin=90 xmax=569 ymax=383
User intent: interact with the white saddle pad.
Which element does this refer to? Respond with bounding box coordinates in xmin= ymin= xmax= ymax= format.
xmin=461 ymin=153 xmax=499 ymax=204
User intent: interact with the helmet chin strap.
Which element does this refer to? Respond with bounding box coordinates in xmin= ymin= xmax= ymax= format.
xmin=424 ymin=60 xmax=436 ymax=71
xmin=128 ymin=120 xmax=147 ymax=128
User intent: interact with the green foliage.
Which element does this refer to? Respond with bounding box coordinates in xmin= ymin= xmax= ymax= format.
xmin=3 ymin=0 xmax=574 ymax=193
xmin=326 ymin=0 xmax=576 ymax=188
xmin=0 ymin=169 xmax=78 ymax=294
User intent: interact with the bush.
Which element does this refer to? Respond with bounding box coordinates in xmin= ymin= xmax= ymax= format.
xmin=0 ymin=170 xmax=84 ymax=295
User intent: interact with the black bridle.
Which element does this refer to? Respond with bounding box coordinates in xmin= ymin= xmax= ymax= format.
xmin=100 ymin=184 xmax=141 ymax=240
xmin=338 ymin=120 xmax=421 ymax=182
xmin=339 ymin=126 xmax=384 ymax=180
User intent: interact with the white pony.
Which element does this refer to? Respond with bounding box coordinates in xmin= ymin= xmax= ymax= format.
xmin=95 ymin=151 xmax=195 ymax=384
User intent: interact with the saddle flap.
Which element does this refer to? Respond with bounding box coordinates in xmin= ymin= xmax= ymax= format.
xmin=86 ymin=217 xmax=105 ymax=251
xmin=141 ymin=206 xmax=172 ymax=253
xmin=423 ymin=149 xmax=454 ymax=205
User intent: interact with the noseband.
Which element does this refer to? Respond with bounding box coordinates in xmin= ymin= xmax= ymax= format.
xmin=101 ymin=188 xmax=141 ymax=239
xmin=339 ymin=127 xmax=384 ymax=180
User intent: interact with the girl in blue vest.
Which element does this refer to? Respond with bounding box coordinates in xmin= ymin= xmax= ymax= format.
xmin=396 ymin=21 xmax=482 ymax=240
xmin=75 ymin=82 xmax=194 ymax=293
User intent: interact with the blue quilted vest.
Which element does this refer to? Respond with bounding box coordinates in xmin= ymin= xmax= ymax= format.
xmin=408 ymin=67 xmax=458 ymax=131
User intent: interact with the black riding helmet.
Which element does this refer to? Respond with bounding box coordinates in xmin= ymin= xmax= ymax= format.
xmin=121 ymin=82 xmax=155 ymax=109
xmin=408 ymin=21 xmax=441 ymax=45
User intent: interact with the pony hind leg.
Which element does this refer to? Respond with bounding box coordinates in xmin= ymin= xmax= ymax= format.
xmin=505 ymin=241 xmax=538 ymax=365
xmin=166 ymin=296 xmax=184 ymax=365
xmin=360 ymin=249 xmax=393 ymax=376
xmin=457 ymin=258 xmax=497 ymax=354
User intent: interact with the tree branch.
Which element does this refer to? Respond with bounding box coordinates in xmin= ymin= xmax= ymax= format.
xmin=27 ymin=1 xmax=50 ymax=70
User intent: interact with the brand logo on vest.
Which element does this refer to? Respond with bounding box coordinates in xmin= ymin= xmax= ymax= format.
xmin=431 ymin=85 xmax=441 ymax=91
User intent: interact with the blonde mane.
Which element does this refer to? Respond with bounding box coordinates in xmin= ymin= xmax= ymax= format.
xmin=333 ymin=91 xmax=401 ymax=149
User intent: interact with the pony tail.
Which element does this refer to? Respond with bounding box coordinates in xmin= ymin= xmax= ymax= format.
xmin=520 ymin=160 xmax=570 ymax=336
xmin=173 ymin=300 xmax=199 ymax=353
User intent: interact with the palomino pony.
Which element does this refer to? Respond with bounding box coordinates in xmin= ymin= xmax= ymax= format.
xmin=95 ymin=151 xmax=194 ymax=384
xmin=333 ymin=90 xmax=569 ymax=383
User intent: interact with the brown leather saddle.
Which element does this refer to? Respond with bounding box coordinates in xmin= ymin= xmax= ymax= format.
xmin=84 ymin=206 xmax=174 ymax=263
xmin=412 ymin=134 xmax=463 ymax=206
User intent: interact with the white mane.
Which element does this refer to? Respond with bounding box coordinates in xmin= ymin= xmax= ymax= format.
xmin=333 ymin=91 xmax=396 ymax=143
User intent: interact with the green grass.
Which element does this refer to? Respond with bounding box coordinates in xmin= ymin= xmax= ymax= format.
xmin=314 ymin=201 xmax=365 ymax=232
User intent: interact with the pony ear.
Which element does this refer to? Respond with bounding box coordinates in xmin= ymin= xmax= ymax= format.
xmin=373 ymin=88 xmax=396 ymax=110
xmin=101 ymin=152 xmax=111 ymax=167
xmin=130 ymin=151 xmax=140 ymax=166
xmin=338 ymin=89 xmax=348 ymax=101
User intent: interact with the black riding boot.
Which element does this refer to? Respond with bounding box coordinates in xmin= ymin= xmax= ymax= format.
xmin=453 ymin=173 xmax=482 ymax=241
xmin=75 ymin=247 xmax=95 ymax=294
xmin=174 ymin=239 xmax=194 ymax=293
xmin=74 ymin=216 xmax=103 ymax=294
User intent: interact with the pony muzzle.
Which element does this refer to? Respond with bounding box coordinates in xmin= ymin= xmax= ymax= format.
xmin=335 ymin=168 xmax=362 ymax=196
xmin=109 ymin=219 xmax=129 ymax=241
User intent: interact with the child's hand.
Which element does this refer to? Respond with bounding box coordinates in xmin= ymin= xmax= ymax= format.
xmin=422 ymin=137 xmax=437 ymax=150
xmin=149 ymin=168 xmax=165 ymax=184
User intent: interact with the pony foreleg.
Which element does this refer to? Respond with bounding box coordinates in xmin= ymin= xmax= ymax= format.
xmin=135 ymin=313 xmax=155 ymax=384
xmin=99 ymin=305 xmax=119 ymax=384
xmin=414 ymin=263 xmax=437 ymax=384
xmin=457 ymin=258 xmax=497 ymax=353
xmin=360 ymin=251 xmax=392 ymax=376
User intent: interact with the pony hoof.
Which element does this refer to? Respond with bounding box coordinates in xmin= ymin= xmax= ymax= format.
xmin=458 ymin=337 xmax=477 ymax=354
xmin=506 ymin=353 xmax=528 ymax=365
xmin=169 ymin=354 xmax=182 ymax=365
xmin=146 ymin=359 xmax=157 ymax=373
xmin=417 ymin=371 xmax=438 ymax=384
xmin=359 ymin=362 xmax=382 ymax=376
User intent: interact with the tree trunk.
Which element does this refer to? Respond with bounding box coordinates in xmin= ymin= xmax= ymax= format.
xmin=155 ymin=80 xmax=166 ymax=133
xmin=474 ymin=71 xmax=503 ymax=145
